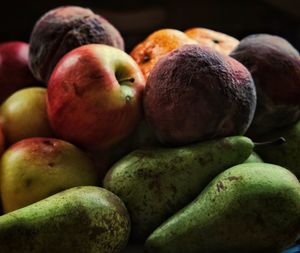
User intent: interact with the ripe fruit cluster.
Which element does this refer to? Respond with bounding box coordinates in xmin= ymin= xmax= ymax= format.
xmin=0 ymin=5 xmax=299 ymax=253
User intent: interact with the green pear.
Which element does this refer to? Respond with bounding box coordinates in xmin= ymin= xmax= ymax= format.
xmin=0 ymin=186 xmax=131 ymax=253
xmin=103 ymin=136 xmax=253 ymax=240
xmin=243 ymin=151 xmax=263 ymax=163
xmin=256 ymin=120 xmax=300 ymax=178
xmin=145 ymin=163 xmax=300 ymax=253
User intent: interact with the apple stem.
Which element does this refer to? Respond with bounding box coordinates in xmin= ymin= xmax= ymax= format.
xmin=254 ymin=137 xmax=286 ymax=150
xmin=119 ymin=77 xmax=135 ymax=83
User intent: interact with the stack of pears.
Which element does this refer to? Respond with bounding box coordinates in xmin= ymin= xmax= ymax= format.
xmin=103 ymin=137 xmax=300 ymax=253
xmin=104 ymin=136 xmax=254 ymax=240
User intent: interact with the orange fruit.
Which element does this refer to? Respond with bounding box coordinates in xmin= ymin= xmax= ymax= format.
xmin=185 ymin=27 xmax=239 ymax=55
xmin=130 ymin=29 xmax=197 ymax=79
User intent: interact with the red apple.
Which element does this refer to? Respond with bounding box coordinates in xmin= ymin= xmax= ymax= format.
xmin=47 ymin=44 xmax=145 ymax=151
xmin=0 ymin=41 xmax=38 ymax=103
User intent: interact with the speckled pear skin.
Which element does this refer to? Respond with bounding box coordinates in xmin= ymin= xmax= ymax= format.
xmin=29 ymin=6 xmax=124 ymax=82
xmin=103 ymin=136 xmax=254 ymax=241
xmin=0 ymin=186 xmax=131 ymax=253
xmin=257 ymin=120 xmax=300 ymax=178
xmin=230 ymin=34 xmax=300 ymax=139
xmin=145 ymin=163 xmax=300 ymax=253
xmin=144 ymin=44 xmax=256 ymax=146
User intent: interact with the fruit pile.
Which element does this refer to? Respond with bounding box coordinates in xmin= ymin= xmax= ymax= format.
xmin=0 ymin=5 xmax=299 ymax=253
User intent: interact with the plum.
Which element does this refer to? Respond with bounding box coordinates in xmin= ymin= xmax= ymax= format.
xmin=29 ymin=6 xmax=124 ymax=82
xmin=230 ymin=34 xmax=300 ymax=139
xmin=144 ymin=44 xmax=256 ymax=146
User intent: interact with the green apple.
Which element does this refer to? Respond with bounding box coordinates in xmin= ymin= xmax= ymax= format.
xmin=0 ymin=137 xmax=98 ymax=213
xmin=0 ymin=87 xmax=53 ymax=145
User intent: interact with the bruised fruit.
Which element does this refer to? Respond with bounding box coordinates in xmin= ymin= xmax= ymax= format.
xmin=130 ymin=29 xmax=197 ymax=79
xmin=29 ymin=6 xmax=124 ymax=82
xmin=0 ymin=87 xmax=54 ymax=145
xmin=0 ymin=186 xmax=131 ymax=253
xmin=0 ymin=41 xmax=38 ymax=103
xmin=185 ymin=27 xmax=239 ymax=55
xmin=230 ymin=34 xmax=300 ymax=139
xmin=144 ymin=44 xmax=256 ymax=146
xmin=0 ymin=137 xmax=97 ymax=213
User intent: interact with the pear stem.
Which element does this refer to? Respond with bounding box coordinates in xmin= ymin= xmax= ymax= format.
xmin=254 ymin=137 xmax=286 ymax=150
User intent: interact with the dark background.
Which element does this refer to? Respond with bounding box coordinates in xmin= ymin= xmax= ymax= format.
xmin=0 ymin=0 xmax=299 ymax=52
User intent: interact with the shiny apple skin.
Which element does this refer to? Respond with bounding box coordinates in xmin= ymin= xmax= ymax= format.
xmin=47 ymin=44 xmax=145 ymax=151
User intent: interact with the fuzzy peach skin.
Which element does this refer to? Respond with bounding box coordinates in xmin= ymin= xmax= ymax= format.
xmin=144 ymin=44 xmax=257 ymax=146
xmin=230 ymin=34 xmax=300 ymax=138
xmin=29 ymin=6 xmax=124 ymax=82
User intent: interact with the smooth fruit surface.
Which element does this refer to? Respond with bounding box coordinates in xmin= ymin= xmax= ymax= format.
xmin=243 ymin=151 xmax=263 ymax=163
xmin=0 ymin=137 xmax=97 ymax=213
xmin=47 ymin=44 xmax=145 ymax=151
xmin=0 ymin=87 xmax=53 ymax=145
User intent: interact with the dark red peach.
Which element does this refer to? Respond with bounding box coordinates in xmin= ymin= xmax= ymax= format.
xmin=29 ymin=6 xmax=124 ymax=82
xmin=144 ymin=44 xmax=257 ymax=146
xmin=230 ymin=34 xmax=300 ymax=139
